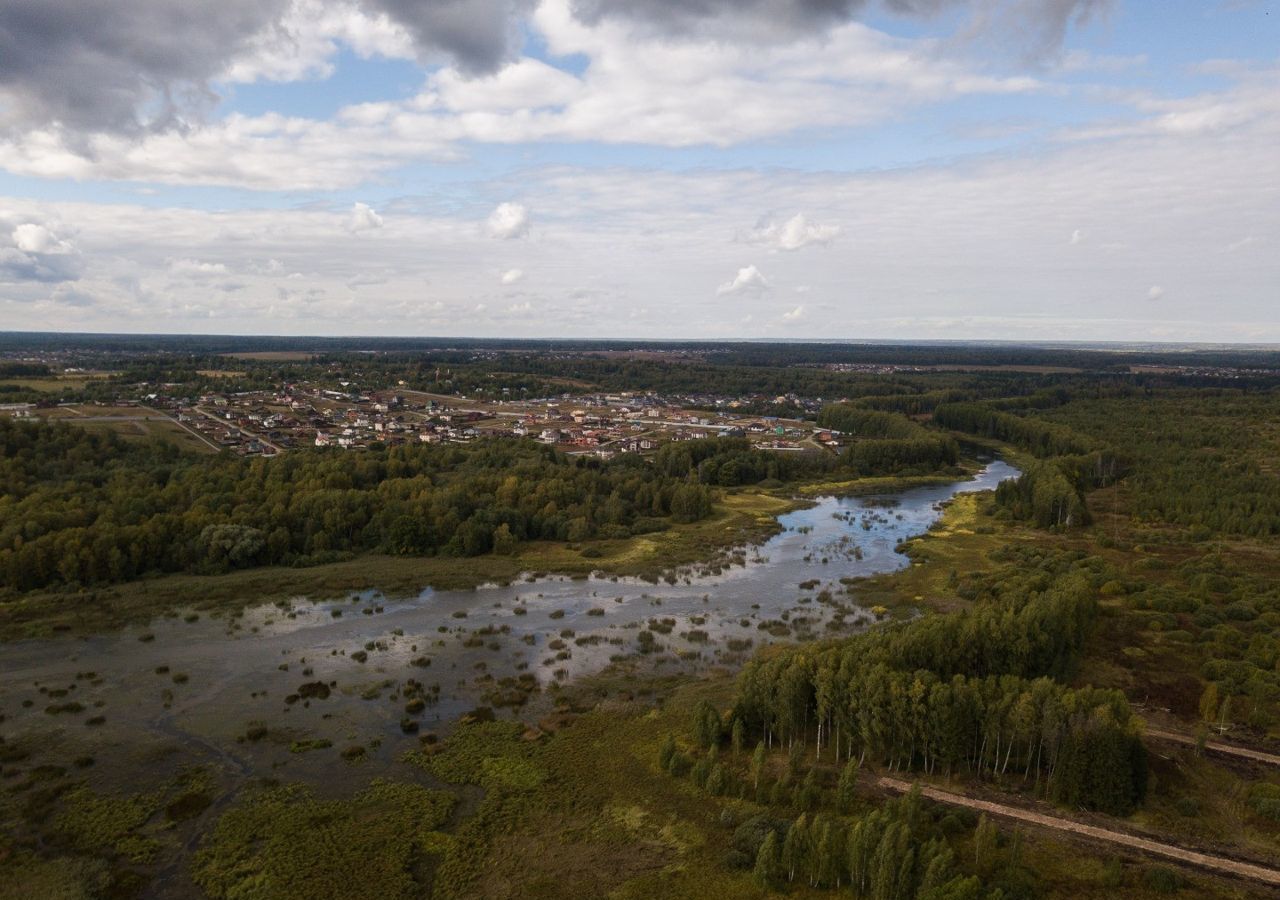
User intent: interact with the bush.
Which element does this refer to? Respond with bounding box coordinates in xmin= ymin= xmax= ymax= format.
xmin=1142 ymin=866 xmax=1185 ymax=893
xmin=1247 ymin=783 xmax=1280 ymax=821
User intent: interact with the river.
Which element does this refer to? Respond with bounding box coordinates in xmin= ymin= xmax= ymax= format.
xmin=0 ymin=460 xmax=1017 ymax=794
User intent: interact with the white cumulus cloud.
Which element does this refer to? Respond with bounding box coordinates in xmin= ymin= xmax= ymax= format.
xmin=12 ymin=223 xmax=74 ymax=255
xmin=717 ymin=264 xmax=769 ymax=296
xmin=486 ymin=202 xmax=529 ymax=239
xmin=501 ymin=267 xmax=524 ymax=285
xmin=1147 ymin=284 xmax=1165 ymax=301
xmin=346 ymin=202 xmax=384 ymax=233
xmin=169 ymin=258 xmax=229 ymax=276
xmin=782 ymin=305 xmax=805 ymax=321
xmin=1 ymin=215 xmax=83 ymax=283
xmin=750 ymin=213 xmax=841 ymax=251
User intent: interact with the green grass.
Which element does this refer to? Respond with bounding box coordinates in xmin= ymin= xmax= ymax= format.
xmin=0 ymin=375 xmax=105 ymax=392
xmin=68 ymin=415 xmax=219 ymax=455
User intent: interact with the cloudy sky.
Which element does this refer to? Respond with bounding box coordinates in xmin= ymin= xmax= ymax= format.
xmin=0 ymin=0 xmax=1276 ymax=341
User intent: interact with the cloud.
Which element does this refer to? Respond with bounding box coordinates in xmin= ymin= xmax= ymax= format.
xmin=0 ymin=217 xmax=82 ymax=283
xmin=1147 ymin=284 xmax=1165 ymax=301
xmin=749 ymin=213 xmax=840 ymax=251
xmin=1 ymin=85 xmax=1277 ymax=342
xmin=501 ymin=267 xmax=525 ymax=284
xmin=781 ymin=304 xmax=805 ymax=321
xmin=574 ymin=0 xmax=1110 ymax=60
xmin=0 ymin=0 xmax=535 ymax=136
xmin=571 ymin=0 xmax=875 ymax=41
xmin=364 ymin=0 xmax=531 ymax=75
xmin=1069 ymin=228 xmax=1084 ymax=245
xmin=0 ymin=0 xmax=286 ymax=135
xmin=955 ymin=0 xmax=1113 ymax=64
xmin=0 ymin=0 xmax=1049 ymax=190
xmin=223 ymin=0 xmax=416 ymax=84
xmin=346 ymin=201 xmax=384 ymax=233
xmin=169 ymin=258 xmax=229 ymax=276
xmin=717 ymin=264 xmax=770 ymax=295
xmin=50 ymin=286 xmax=97 ymax=307
xmin=12 ymin=223 xmax=74 ymax=255
xmin=486 ymin=202 xmax=529 ymax=239
xmin=1067 ymin=65 xmax=1280 ymax=141
xmin=346 ymin=271 xmax=390 ymax=289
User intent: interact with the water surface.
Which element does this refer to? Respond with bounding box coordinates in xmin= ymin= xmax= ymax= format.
xmin=0 ymin=461 xmax=1017 ymax=788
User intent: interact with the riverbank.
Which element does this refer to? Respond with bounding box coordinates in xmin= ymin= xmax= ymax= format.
xmin=0 ymin=488 xmax=803 ymax=642
xmin=2 ymin=458 xmax=1020 ymax=643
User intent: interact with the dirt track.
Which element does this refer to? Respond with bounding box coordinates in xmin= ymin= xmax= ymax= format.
xmin=878 ymin=776 xmax=1280 ymax=888
xmin=1145 ymin=728 xmax=1280 ymax=768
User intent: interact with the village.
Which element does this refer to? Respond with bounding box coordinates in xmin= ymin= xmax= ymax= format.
xmin=144 ymin=383 xmax=840 ymax=458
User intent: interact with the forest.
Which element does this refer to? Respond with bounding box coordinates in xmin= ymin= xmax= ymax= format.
xmin=0 ymin=393 xmax=976 ymax=594
xmin=0 ymin=418 xmax=716 ymax=592
xmin=729 ymin=549 xmax=1147 ymax=817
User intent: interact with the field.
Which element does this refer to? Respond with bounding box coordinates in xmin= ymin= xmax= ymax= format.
xmin=0 ymin=374 xmax=110 ymax=392
xmin=29 ymin=405 xmax=220 ymax=455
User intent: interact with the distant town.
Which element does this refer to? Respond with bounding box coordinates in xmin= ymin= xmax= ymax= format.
xmin=5 ymin=378 xmax=837 ymax=458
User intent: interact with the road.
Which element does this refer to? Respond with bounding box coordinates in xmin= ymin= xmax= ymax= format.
xmin=878 ymin=776 xmax=1280 ymax=888
xmin=135 ymin=405 xmax=224 ymax=452
xmin=1146 ymin=727 xmax=1280 ymax=768
xmin=191 ymin=405 xmax=286 ymax=454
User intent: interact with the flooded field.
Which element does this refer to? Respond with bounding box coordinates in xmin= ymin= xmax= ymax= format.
xmin=0 ymin=462 xmax=1016 ymax=802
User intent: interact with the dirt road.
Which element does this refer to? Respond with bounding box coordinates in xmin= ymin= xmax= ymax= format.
xmin=1146 ymin=728 xmax=1280 ymax=768
xmin=879 ymin=776 xmax=1280 ymax=888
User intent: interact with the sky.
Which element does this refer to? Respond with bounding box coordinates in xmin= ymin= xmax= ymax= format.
xmin=0 ymin=0 xmax=1277 ymax=342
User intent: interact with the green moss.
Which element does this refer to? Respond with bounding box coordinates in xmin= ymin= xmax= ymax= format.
xmin=0 ymin=850 xmax=110 ymax=900
xmin=52 ymin=786 xmax=163 ymax=863
xmin=404 ymin=720 xmax=545 ymax=792
xmin=192 ymin=780 xmax=454 ymax=900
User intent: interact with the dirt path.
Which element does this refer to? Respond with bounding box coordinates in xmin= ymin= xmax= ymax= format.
xmin=191 ymin=404 xmax=286 ymax=454
xmin=1146 ymin=727 xmax=1280 ymax=768
xmin=137 ymin=404 xmax=224 ymax=453
xmin=878 ymin=776 xmax=1280 ymax=888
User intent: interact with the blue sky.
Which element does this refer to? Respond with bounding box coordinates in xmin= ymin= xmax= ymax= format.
xmin=0 ymin=0 xmax=1277 ymax=340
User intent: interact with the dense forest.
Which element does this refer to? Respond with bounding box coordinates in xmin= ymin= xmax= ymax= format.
xmin=653 ymin=430 xmax=959 ymax=488
xmin=1040 ymin=393 xmax=1280 ymax=538
xmin=0 ymin=419 xmax=715 ymax=592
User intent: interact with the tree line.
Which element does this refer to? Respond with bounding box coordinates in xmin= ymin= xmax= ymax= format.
xmin=0 ymin=419 xmax=714 ymax=592
xmin=652 ymin=433 xmax=959 ymax=489
xmin=731 ymin=551 xmax=1147 ymax=816
xmin=751 ymin=789 xmax=990 ymax=898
